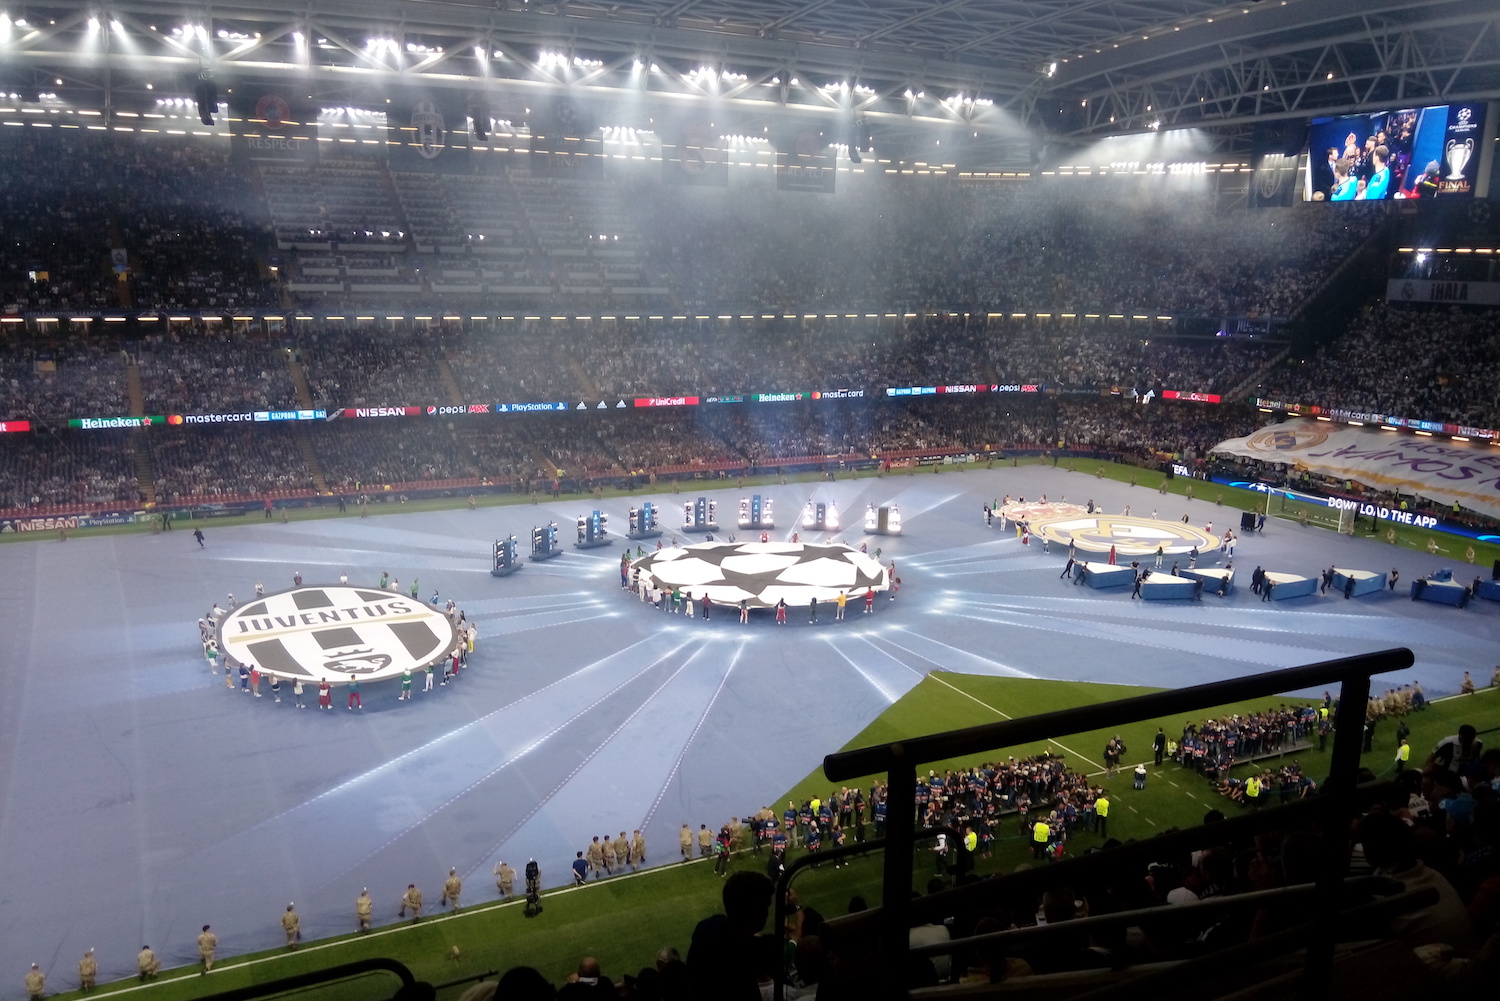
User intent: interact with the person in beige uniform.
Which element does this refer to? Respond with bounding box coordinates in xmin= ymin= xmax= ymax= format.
xmin=399 ymin=883 xmax=423 ymax=921
xmin=586 ymin=837 xmax=604 ymax=877
xmin=633 ymin=830 xmax=646 ymax=868
xmin=137 ymin=947 xmax=161 ymax=981
xmin=441 ymin=868 xmax=462 ymax=911
xmin=197 ymin=925 xmax=217 ymax=973
xmin=494 ymin=861 xmax=516 ymax=899
xmin=356 ymin=889 xmax=373 ymax=933
xmin=600 ymin=835 xmax=617 ymax=876
xmin=679 ymin=824 xmax=693 ymax=861
xmin=281 ymin=903 xmax=301 ymax=948
xmin=24 ymin=963 xmax=44 ymax=1000
xmin=613 ymin=832 xmax=631 ymax=872
xmin=697 ymin=824 xmax=713 ymax=857
xmin=78 ymin=950 xmax=97 ymax=992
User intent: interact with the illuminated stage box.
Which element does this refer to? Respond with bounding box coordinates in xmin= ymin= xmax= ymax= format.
xmin=1331 ymin=569 xmax=1386 ymax=597
xmin=1263 ymin=572 xmax=1316 ymax=600
xmin=1411 ymin=577 xmax=1469 ymax=607
xmin=1078 ymin=562 xmax=1133 ymax=588
xmin=1141 ymin=573 xmax=1200 ymax=600
xmin=1179 ymin=567 xmax=1233 ymax=595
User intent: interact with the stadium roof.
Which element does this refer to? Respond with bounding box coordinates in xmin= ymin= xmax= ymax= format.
xmin=2 ymin=1 xmax=1498 ymax=167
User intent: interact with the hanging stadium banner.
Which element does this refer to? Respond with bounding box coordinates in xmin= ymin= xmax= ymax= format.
xmin=1249 ymin=153 xmax=1299 ymax=208
xmin=529 ymin=133 xmax=605 ymax=178
xmin=1211 ymin=419 xmax=1500 ymax=520
xmin=662 ymin=125 xmax=729 ymax=187
xmin=1386 ymin=279 xmax=1500 ymax=305
xmin=386 ymin=99 xmax=462 ymax=167
xmin=229 ymin=93 xmax=318 ymax=164
xmin=776 ymin=131 xmax=836 ymax=193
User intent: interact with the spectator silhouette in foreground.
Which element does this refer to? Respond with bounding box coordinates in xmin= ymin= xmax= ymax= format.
xmin=687 ymin=870 xmax=775 ymax=1001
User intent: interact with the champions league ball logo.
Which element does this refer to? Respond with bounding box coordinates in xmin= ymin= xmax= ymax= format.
xmin=632 ymin=542 xmax=888 ymax=609
xmin=216 ymin=586 xmax=458 ymax=681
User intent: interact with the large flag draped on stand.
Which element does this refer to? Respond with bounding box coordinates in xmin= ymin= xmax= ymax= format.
xmin=1212 ymin=419 xmax=1500 ymax=521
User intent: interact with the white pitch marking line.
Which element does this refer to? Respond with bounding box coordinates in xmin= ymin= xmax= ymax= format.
xmin=926 ymin=674 xmax=1104 ymax=770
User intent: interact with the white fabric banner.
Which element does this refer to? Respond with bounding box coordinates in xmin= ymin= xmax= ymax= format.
xmin=1212 ymin=419 xmax=1500 ymax=520
xmin=1385 ymin=278 xmax=1500 ymax=305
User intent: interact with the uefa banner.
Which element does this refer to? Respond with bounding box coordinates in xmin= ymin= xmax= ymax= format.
xmin=529 ymin=133 xmax=605 ymax=179
xmin=776 ymin=131 xmax=836 ymax=193
xmin=229 ymin=92 xmax=317 ymax=164
xmin=1211 ymin=419 xmax=1500 ymax=520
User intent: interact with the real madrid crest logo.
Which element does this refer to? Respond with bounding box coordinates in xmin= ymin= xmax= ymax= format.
xmin=1028 ymin=515 xmax=1219 ymax=556
xmin=1244 ymin=426 xmax=1329 ymax=453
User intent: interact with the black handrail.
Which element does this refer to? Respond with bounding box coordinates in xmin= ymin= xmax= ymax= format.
xmin=823 ymin=649 xmax=1411 ymax=782
xmin=817 ymin=647 xmax=1410 ymax=997
xmin=191 ymin=958 xmax=417 ymax=1001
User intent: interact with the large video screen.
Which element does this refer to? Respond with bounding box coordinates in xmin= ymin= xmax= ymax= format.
xmin=1304 ymin=102 xmax=1487 ymax=202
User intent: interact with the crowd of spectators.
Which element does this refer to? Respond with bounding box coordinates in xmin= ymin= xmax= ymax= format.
xmin=150 ymin=427 xmax=317 ymax=503
xmin=0 ymin=334 xmax=129 ymax=421
xmin=445 ymin=329 xmax=585 ymax=402
xmin=645 ymin=179 xmax=1381 ymax=317
xmin=298 ymin=327 xmax=452 ymax=410
xmin=315 ymin=422 xmax=477 ymax=489
xmin=1257 ymin=305 xmax=1500 ymax=428
xmin=137 ymin=329 xmax=298 ymax=414
xmin=0 ymin=431 xmax=140 ymax=509
xmin=0 ymin=395 xmax=1262 ymax=509
xmin=0 ymin=130 xmax=275 ymax=314
xmin=482 ymin=707 xmax=1500 ymax=998
xmin=0 ymin=126 xmax=1385 ymax=324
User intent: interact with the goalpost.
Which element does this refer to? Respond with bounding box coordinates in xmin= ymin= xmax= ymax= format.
xmin=1264 ymin=487 xmax=1348 ymax=532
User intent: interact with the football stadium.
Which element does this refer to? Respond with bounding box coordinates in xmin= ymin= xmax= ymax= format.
xmin=3 ymin=2 xmax=1500 ymax=999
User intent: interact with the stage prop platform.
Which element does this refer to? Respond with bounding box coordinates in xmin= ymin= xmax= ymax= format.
xmin=1264 ymin=572 xmax=1317 ymax=600
xmin=216 ymin=586 xmax=458 ymax=681
xmin=1141 ymin=572 xmax=1202 ymax=600
xmin=998 ymin=501 xmax=1085 ymax=524
xmin=1031 ymin=514 xmax=1219 ymax=556
xmin=1180 ymin=567 xmax=1234 ymax=595
xmin=630 ymin=541 xmax=888 ymax=609
xmin=1478 ymin=579 xmax=1500 ymax=603
xmin=1331 ymin=568 xmax=1386 ymax=597
xmin=1078 ymin=562 xmax=1134 ymax=588
xmin=1412 ymin=575 xmax=1470 ymax=607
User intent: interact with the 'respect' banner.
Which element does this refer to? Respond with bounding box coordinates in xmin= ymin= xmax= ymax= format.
xmin=229 ymin=92 xmax=318 ymax=165
xmin=0 ymin=420 xmax=31 ymax=433
xmin=1211 ymin=419 xmax=1500 ymax=520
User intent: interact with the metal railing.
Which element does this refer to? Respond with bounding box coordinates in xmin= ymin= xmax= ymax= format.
xmin=818 ymin=647 xmax=1414 ymax=996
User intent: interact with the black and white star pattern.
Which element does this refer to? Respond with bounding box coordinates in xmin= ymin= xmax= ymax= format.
xmin=632 ymin=541 xmax=889 ymax=608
